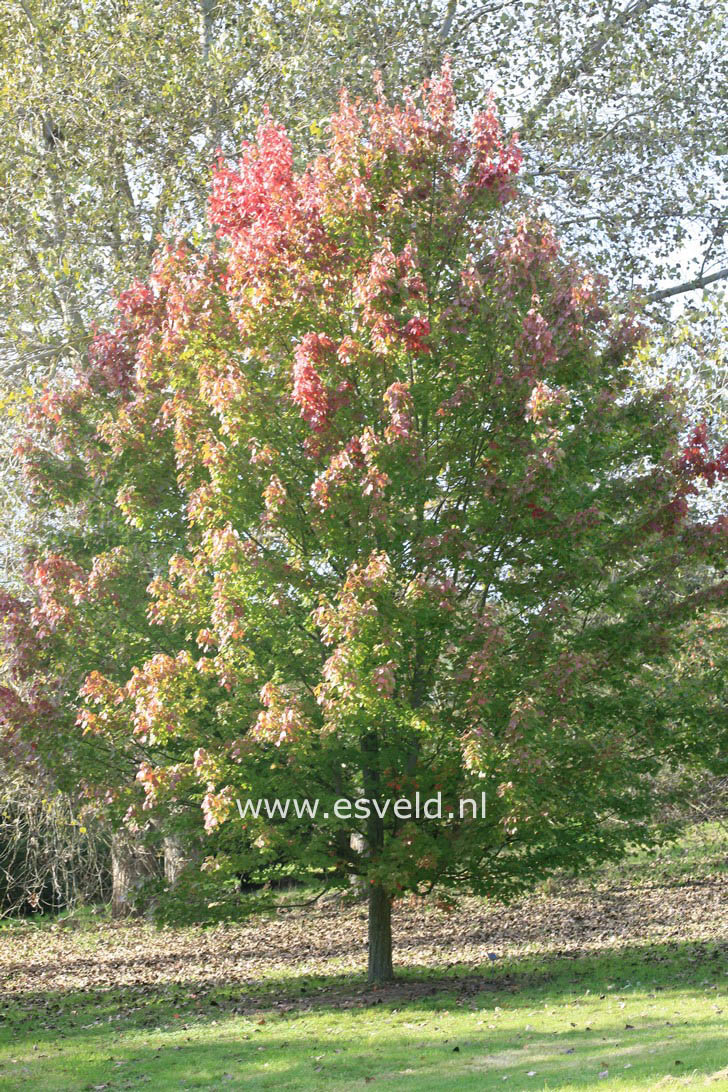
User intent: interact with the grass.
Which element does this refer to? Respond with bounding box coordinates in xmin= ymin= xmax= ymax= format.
xmin=589 ymin=821 xmax=727 ymax=889
xmin=1 ymin=823 xmax=726 ymax=1090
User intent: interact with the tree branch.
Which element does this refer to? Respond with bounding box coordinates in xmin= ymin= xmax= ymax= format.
xmin=439 ymin=0 xmax=458 ymax=45
xmin=646 ymin=266 xmax=728 ymax=304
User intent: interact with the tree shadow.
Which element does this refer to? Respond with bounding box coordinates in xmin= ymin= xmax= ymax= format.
xmin=3 ymin=936 xmax=725 ymax=1021
xmin=2 ymin=937 xmax=726 ymax=1090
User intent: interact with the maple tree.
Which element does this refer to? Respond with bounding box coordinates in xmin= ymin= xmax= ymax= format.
xmin=3 ymin=0 xmax=726 ymax=627
xmin=2 ymin=68 xmax=727 ymax=981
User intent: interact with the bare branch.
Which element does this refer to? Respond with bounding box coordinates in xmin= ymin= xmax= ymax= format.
xmin=646 ymin=266 xmax=728 ymax=304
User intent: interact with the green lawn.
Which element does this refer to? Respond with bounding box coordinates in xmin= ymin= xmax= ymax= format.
xmin=588 ymin=821 xmax=727 ymax=889
xmin=1 ymin=824 xmax=726 ymax=1090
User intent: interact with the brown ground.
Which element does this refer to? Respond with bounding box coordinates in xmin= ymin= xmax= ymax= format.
xmin=1 ymin=875 xmax=725 ymax=1003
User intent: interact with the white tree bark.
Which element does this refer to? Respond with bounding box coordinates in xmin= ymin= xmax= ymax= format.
xmin=110 ymin=832 xmax=158 ymax=919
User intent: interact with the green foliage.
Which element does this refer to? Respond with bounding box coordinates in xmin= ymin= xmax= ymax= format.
xmin=2 ymin=68 xmax=727 ymax=978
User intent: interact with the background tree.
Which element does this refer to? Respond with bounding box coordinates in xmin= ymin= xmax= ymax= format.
xmin=1 ymin=0 xmax=725 ymax=386
xmin=25 ymin=69 xmax=722 ymax=982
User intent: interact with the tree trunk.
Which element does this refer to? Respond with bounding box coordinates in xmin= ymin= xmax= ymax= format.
xmin=349 ymin=831 xmax=367 ymax=893
xmin=361 ymin=726 xmax=394 ymax=983
xmin=162 ymin=832 xmax=199 ymax=886
xmin=110 ymin=832 xmax=158 ymax=919
xmin=368 ymin=882 xmax=394 ymax=984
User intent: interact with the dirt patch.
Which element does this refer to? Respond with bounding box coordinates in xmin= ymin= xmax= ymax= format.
xmin=0 ymin=877 xmax=725 ymax=1000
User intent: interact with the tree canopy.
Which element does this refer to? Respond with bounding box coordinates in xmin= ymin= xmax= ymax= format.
xmin=3 ymin=68 xmax=727 ymax=980
xmin=3 ymin=0 xmax=725 ymax=614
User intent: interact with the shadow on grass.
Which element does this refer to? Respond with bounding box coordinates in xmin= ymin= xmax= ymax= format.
xmin=3 ymin=937 xmax=725 ymax=1023
xmin=2 ymin=939 xmax=727 ymax=1090
xmin=1 ymin=938 xmax=727 ymax=1090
